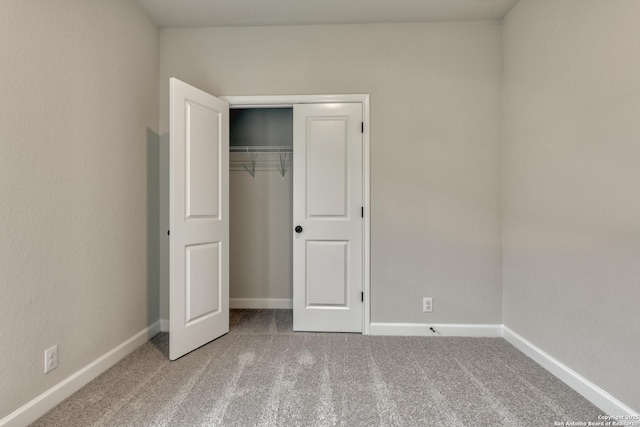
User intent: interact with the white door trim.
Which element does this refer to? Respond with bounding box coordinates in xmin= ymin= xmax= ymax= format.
xmin=221 ymin=94 xmax=371 ymax=335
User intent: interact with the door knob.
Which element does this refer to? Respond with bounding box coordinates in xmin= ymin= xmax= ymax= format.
xmin=295 ymin=225 xmax=303 ymax=233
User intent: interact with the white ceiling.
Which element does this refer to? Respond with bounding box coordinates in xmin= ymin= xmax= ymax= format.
xmin=135 ymin=0 xmax=519 ymax=28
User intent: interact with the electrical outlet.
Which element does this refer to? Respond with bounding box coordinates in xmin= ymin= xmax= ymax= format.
xmin=44 ymin=345 xmax=58 ymax=374
xmin=423 ymin=297 xmax=433 ymax=313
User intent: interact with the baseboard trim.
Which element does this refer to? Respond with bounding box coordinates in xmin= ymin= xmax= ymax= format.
xmin=503 ymin=326 xmax=639 ymax=418
xmin=3 ymin=319 xmax=636 ymax=425
xmin=160 ymin=318 xmax=169 ymax=332
xmin=0 ymin=321 xmax=161 ymax=427
xmin=369 ymin=322 xmax=503 ymax=337
xmin=371 ymin=322 xmax=638 ymax=417
xmin=230 ymin=298 xmax=293 ymax=309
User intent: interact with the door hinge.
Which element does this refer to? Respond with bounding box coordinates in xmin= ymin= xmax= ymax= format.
xmin=167 ymin=229 xmax=170 ymax=236
xmin=361 ymin=122 xmax=364 ymax=133
xmin=361 ymin=292 xmax=364 ymax=302
xmin=361 ymin=206 xmax=364 ymax=218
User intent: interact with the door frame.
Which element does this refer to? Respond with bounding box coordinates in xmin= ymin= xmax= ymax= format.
xmin=221 ymin=94 xmax=371 ymax=334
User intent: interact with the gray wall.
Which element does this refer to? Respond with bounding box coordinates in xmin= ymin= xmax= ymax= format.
xmin=0 ymin=0 xmax=159 ymax=419
xmin=230 ymin=168 xmax=293 ymax=300
xmin=158 ymin=22 xmax=504 ymax=324
xmin=503 ymin=0 xmax=640 ymax=411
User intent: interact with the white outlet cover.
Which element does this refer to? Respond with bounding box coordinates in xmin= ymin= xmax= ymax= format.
xmin=44 ymin=345 xmax=58 ymax=374
xmin=423 ymin=297 xmax=433 ymax=313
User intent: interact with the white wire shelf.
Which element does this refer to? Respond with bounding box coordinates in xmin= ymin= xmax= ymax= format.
xmin=230 ymin=145 xmax=292 ymax=153
xmin=230 ymin=146 xmax=292 ymax=177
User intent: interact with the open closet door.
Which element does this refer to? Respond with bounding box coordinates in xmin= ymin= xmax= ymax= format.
xmin=293 ymin=103 xmax=363 ymax=332
xmin=169 ymin=78 xmax=229 ymax=360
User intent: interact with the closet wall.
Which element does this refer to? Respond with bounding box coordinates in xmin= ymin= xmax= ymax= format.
xmin=229 ymin=108 xmax=293 ymax=304
xmin=230 ymin=169 xmax=292 ymax=302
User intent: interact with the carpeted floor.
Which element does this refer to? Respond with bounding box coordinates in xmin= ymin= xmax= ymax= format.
xmin=32 ymin=309 xmax=603 ymax=426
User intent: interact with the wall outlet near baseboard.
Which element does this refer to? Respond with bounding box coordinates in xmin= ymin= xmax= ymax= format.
xmin=423 ymin=297 xmax=433 ymax=313
xmin=44 ymin=345 xmax=58 ymax=374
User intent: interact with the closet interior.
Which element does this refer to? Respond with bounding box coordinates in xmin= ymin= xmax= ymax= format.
xmin=229 ymin=107 xmax=294 ymax=305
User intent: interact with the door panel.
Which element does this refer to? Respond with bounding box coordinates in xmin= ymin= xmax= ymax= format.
xmin=185 ymin=242 xmax=220 ymax=323
xmin=306 ymin=119 xmax=348 ymax=217
xmin=306 ymin=241 xmax=349 ymax=306
xmin=186 ymin=102 xmax=220 ymax=218
xmin=170 ymin=78 xmax=229 ymax=360
xmin=293 ymin=103 xmax=363 ymax=333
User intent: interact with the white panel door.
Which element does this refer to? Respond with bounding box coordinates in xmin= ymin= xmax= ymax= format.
xmin=293 ymin=103 xmax=363 ymax=332
xmin=170 ymin=78 xmax=229 ymax=360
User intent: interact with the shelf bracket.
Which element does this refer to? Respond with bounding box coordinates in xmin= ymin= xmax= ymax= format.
xmin=243 ymin=148 xmax=257 ymax=177
xmin=277 ymin=152 xmax=290 ymax=178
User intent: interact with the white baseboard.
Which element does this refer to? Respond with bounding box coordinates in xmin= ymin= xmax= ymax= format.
xmin=369 ymin=322 xmax=503 ymax=337
xmin=230 ymin=298 xmax=292 ymax=309
xmin=503 ymin=326 xmax=639 ymax=419
xmin=0 ymin=321 xmax=161 ymax=427
xmin=3 ymin=319 xmax=636 ymax=425
xmin=372 ymin=322 xmax=638 ymax=418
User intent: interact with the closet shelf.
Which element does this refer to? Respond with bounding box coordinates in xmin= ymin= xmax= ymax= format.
xmin=230 ymin=145 xmax=292 ymax=153
xmin=230 ymin=146 xmax=292 ymax=178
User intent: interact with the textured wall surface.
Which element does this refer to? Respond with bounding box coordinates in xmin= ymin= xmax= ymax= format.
xmin=503 ymin=0 xmax=640 ymax=412
xmin=0 ymin=0 xmax=159 ymax=418
xmin=158 ymin=22 xmax=503 ymax=324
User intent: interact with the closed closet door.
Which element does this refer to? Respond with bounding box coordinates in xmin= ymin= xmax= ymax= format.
xmin=292 ymin=103 xmax=364 ymax=332
xmin=169 ymin=78 xmax=229 ymax=360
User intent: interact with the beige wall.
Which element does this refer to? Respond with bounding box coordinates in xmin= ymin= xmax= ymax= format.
xmin=159 ymin=22 xmax=504 ymax=324
xmin=0 ymin=0 xmax=159 ymax=419
xmin=503 ymin=0 xmax=640 ymax=411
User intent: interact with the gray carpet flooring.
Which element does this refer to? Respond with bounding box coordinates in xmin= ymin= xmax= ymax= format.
xmin=32 ymin=309 xmax=602 ymax=426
